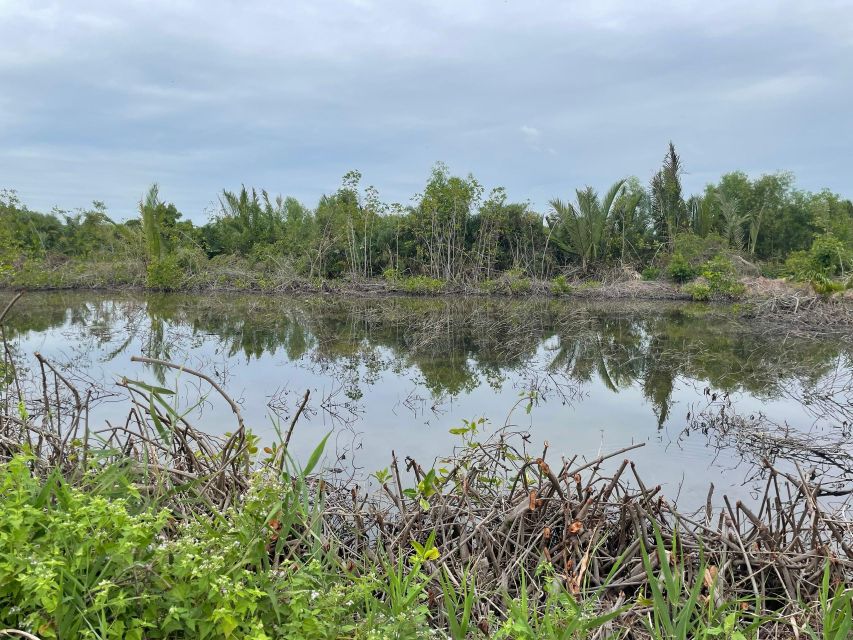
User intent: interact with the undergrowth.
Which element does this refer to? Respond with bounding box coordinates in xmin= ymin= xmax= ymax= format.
xmin=1 ymin=447 xmax=849 ymax=639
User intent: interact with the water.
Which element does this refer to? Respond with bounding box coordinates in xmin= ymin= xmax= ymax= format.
xmin=6 ymin=291 xmax=852 ymax=506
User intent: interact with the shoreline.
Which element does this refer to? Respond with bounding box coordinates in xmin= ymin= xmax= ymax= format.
xmin=5 ymin=275 xmax=853 ymax=329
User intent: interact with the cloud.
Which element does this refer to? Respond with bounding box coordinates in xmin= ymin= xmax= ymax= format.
xmin=723 ymin=73 xmax=825 ymax=104
xmin=0 ymin=0 xmax=851 ymax=220
xmin=520 ymin=125 xmax=540 ymax=140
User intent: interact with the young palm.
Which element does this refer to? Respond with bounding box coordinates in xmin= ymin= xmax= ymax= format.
xmin=548 ymin=179 xmax=626 ymax=271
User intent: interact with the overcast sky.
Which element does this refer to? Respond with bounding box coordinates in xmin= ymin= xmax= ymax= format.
xmin=1 ymin=1 xmax=851 ymax=222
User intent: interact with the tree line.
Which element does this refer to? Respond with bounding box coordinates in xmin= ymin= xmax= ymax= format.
xmin=2 ymin=144 xmax=852 ymax=290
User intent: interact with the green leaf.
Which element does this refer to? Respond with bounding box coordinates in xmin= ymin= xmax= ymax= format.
xmin=302 ymin=431 xmax=331 ymax=476
xmin=123 ymin=378 xmax=176 ymax=395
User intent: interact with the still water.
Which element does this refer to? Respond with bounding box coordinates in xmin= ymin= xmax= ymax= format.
xmin=6 ymin=291 xmax=852 ymax=506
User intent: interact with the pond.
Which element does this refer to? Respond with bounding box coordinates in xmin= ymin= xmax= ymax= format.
xmin=6 ymin=291 xmax=853 ymax=507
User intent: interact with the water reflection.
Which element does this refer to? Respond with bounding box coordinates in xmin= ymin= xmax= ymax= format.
xmin=8 ymin=292 xmax=850 ymax=428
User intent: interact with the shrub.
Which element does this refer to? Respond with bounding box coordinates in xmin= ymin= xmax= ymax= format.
xmin=810 ymin=234 xmax=849 ymax=276
xmin=479 ymin=278 xmax=501 ymax=294
xmin=508 ymin=277 xmax=531 ymax=295
xmin=0 ymin=453 xmax=431 ymax=640
xmin=686 ymin=282 xmax=711 ymax=301
xmin=0 ymin=455 xmax=169 ymax=639
xmin=786 ymin=234 xmax=851 ymax=281
xmin=641 ymin=266 xmax=660 ymax=281
xmin=759 ymin=261 xmax=785 ymax=279
xmin=550 ymin=274 xmax=572 ymax=295
xmin=700 ymin=255 xmax=745 ymax=298
xmin=673 ymin=232 xmax=728 ymax=265
xmin=667 ymin=253 xmax=696 ymax=283
xmin=399 ymin=275 xmax=445 ymax=295
xmin=783 ymin=250 xmax=816 ymax=281
xmin=382 ymin=267 xmax=400 ymax=282
xmin=811 ymin=274 xmax=847 ymax=296
xmin=146 ymin=255 xmax=184 ymax=291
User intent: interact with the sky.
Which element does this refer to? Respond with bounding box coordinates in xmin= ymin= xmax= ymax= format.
xmin=1 ymin=0 xmax=851 ymax=222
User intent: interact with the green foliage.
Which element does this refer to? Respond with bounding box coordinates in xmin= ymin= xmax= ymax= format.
xmin=639 ymin=526 xmax=761 ymax=640
xmin=682 ymin=256 xmax=745 ymax=301
xmin=809 ymin=234 xmax=849 ymax=276
xmin=802 ymin=563 xmax=853 ymax=640
xmin=411 ymin=162 xmax=483 ymax=280
xmin=784 ymin=250 xmax=816 ymax=281
xmin=811 ymin=276 xmax=847 ymax=296
xmin=2 ymin=148 xmax=853 ymax=291
xmin=785 ymin=234 xmax=852 ymax=294
xmin=700 ymin=255 xmax=746 ymax=298
xmin=687 ymin=282 xmax=712 ymax=301
xmin=668 ymin=253 xmax=697 ymax=283
xmin=506 ymin=269 xmax=532 ymax=294
xmin=398 ymin=275 xmax=445 ymax=295
xmin=550 ymin=274 xmax=572 ymax=294
xmin=146 ymin=255 xmax=184 ymax=291
xmin=381 ymin=266 xmax=400 ymax=281
xmin=641 ymin=266 xmax=661 ymax=280
xmin=479 ymin=278 xmax=501 ymax=293
xmin=495 ymin=565 xmax=626 ymax=639
xmin=673 ymin=232 xmax=728 ymax=267
xmin=548 ymin=179 xmax=629 ymax=272
xmin=0 ymin=456 xmax=167 ymax=639
xmin=438 ymin=566 xmax=476 ymax=640
xmin=651 ymin=142 xmax=688 ymax=246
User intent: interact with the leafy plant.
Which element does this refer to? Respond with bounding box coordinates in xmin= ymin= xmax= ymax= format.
xmin=439 ymin=565 xmax=476 ymax=640
xmin=549 ymin=179 xmax=631 ymax=272
xmin=146 ymin=254 xmax=184 ymax=291
xmin=639 ymin=526 xmax=762 ymax=640
xmin=668 ymin=252 xmax=697 ymax=283
xmin=687 ymin=282 xmax=712 ymax=301
xmin=398 ymin=275 xmax=445 ymax=294
xmin=641 ymin=266 xmax=661 ymax=280
xmin=802 ymin=562 xmax=853 ymax=640
xmin=550 ymin=274 xmax=572 ymax=294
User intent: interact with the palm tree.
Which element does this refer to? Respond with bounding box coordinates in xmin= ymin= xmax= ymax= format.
xmin=548 ymin=179 xmax=626 ymax=271
xmin=717 ymin=193 xmax=747 ymax=251
xmin=140 ymin=184 xmax=163 ymax=262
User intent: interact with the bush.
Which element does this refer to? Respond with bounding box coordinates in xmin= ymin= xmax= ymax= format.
xmin=0 ymin=454 xmax=432 ymax=640
xmin=810 ymin=234 xmax=849 ymax=276
xmin=146 ymin=255 xmax=184 ymax=291
xmin=759 ymin=261 xmax=785 ymax=279
xmin=478 ymin=278 xmax=501 ymax=294
xmin=811 ymin=274 xmax=847 ymax=296
xmin=399 ymin=275 xmax=445 ymax=295
xmin=640 ymin=266 xmax=660 ymax=281
xmin=673 ymin=232 xmax=727 ymax=266
xmin=686 ymin=282 xmax=711 ymax=301
xmin=700 ymin=255 xmax=745 ymax=298
xmin=783 ymin=250 xmax=815 ymax=281
xmin=382 ymin=267 xmax=400 ymax=282
xmin=550 ymin=274 xmax=572 ymax=295
xmin=786 ymin=234 xmax=851 ymax=280
xmin=667 ymin=253 xmax=696 ymax=283
xmin=508 ymin=277 xmax=531 ymax=295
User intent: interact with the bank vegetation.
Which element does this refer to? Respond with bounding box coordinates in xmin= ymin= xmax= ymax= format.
xmin=3 ymin=144 xmax=853 ymax=306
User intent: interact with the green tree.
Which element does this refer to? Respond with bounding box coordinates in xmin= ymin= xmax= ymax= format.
xmin=410 ymin=162 xmax=483 ymax=280
xmin=548 ymin=179 xmax=627 ymax=271
xmin=650 ymin=142 xmax=687 ymax=247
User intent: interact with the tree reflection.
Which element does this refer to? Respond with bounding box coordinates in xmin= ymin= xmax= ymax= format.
xmin=7 ymin=291 xmax=851 ymax=427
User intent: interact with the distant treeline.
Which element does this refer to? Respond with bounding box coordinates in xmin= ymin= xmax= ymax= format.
xmin=2 ymin=143 xmax=852 ymax=291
